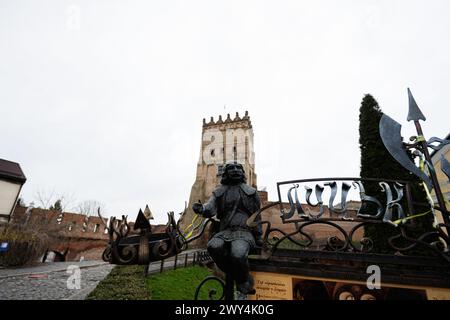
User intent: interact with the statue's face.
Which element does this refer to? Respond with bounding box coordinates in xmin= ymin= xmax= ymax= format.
xmin=225 ymin=163 xmax=244 ymax=183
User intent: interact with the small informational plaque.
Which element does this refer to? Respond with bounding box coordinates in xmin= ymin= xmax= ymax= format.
xmin=250 ymin=272 xmax=293 ymax=300
xmin=426 ymin=288 xmax=450 ymax=300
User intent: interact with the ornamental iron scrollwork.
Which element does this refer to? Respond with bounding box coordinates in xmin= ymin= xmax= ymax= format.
xmin=248 ymin=177 xmax=450 ymax=263
xmin=101 ymin=207 xmax=204 ymax=265
xmin=194 ymin=275 xmax=225 ymax=300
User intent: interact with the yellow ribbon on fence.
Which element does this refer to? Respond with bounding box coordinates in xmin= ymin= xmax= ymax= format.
xmin=415 ymin=135 xmax=426 ymax=143
xmin=392 ymin=209 xmax=432 ymax=226
xmin=182 ymin=214 xmax=201 ymax=240
xmin=392 ymin=156 xmax=438 ymax=226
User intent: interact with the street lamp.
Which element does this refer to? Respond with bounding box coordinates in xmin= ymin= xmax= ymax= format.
xmin=0 ymin=158 xmax=26 ymax=224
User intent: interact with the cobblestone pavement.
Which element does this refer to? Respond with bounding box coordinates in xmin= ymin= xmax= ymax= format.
xmin=0 ymin=262 xmax=115 ymax=300
xmin=0 ymin=250 xmax=204 ymax=300
xmin=0 ymin=261 xmax=109 ymax=278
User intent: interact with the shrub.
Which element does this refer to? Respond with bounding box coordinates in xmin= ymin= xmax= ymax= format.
xmin=0 ymin=214 xmax=63 ymax=267
xmin=0 ymin=224 xmax=49 ymax=267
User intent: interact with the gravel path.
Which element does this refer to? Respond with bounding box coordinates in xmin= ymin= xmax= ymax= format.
xmin=0 ymin=261 xmax=114 ymax=300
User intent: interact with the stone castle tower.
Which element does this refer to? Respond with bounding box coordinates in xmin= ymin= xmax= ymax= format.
xmin=179 ymin=111 xmax=257 ymax=243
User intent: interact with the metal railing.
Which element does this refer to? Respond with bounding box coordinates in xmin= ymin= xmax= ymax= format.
xmin=155 ymin=250 xmax=211 ymax=274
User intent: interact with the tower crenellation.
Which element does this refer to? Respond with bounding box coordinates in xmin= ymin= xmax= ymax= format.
xmin=202 ymin=110 xmax=252 ymax=130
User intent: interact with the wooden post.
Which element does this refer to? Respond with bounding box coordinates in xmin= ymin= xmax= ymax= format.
xmin=193 ymin=252 xmax=196 ymax=265
xmin=160 ymin=259 xmax=164 ymax=273
xmin=184 ymin=253 xmax=188 ymax=267
xmin=174 ymin=254 xmax=178 ymax=270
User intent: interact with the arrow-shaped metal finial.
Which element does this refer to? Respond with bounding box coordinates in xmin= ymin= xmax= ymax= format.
xmin=134 ymin=208 xmax=151 ymax=230
xmin=407 ymin=88 xmax=426 ymax=122
xmin=441 ymin=154 xmax=450 ymax=182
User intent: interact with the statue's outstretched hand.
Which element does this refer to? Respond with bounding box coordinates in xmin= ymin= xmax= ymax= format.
xmin=192 ymin=201 xmax=204 ymax=214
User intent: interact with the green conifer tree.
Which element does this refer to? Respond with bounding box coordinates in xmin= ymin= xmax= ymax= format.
xmin=50 ymin=199 xmax=63 ymax=212
xmin=358 ymin=94 xmax=433 ymax=254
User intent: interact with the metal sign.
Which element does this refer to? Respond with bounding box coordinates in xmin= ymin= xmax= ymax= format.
xmin=0 ymin=242 xmax=9 ymax=252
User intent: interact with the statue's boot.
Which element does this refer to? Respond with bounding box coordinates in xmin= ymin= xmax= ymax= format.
xmin=236 ymin=274 xmax=255 ymax=295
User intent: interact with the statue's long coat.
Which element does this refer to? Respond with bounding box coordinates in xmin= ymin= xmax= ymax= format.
xmin=202 ymin=183 xmax=262 ymax=245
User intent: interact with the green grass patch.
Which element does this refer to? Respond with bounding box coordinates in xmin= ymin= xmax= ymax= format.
xmin=86 ymin=265 xmax=151 ymax=300
xmin=87 ymin=264 xmax=219 ymax=300
xmin=147 ymin=265 xmax=221 ymax=300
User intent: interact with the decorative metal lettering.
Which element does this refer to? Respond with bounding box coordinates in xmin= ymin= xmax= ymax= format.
xmin=380 ymin=182 xmax=405 ymax=225
xmin=281 ymin=185 xmax=298 ymax=220
xmin=325 ymin=181 xmax=351 ymax=215
xmin=304 ymin=184 xmax=325 ymax=218
xmin=353 ymin=181 xmax=384 ymax=219
xmin=259 ymin=176 xmax=450 ymax=262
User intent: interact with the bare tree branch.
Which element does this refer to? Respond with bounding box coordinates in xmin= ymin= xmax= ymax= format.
xmin=75 ymin=200 xmax=106 ymax=217
xmin=34 ymin=187 xmax=77 ymax=212
xmin=34 ymin=187 xmax=56 ymax=209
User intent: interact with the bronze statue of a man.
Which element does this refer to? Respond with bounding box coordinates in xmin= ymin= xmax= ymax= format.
xmin=193 ymin=161 xmax=262 ymax=295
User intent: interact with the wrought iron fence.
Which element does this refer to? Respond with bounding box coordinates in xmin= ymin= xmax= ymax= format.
xmin=194 ymin=250 xmax=212 ymax=265
xmin=246 ymin=177 xmax=449 ymax=262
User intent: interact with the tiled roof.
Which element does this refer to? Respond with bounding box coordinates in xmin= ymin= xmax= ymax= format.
xmin=0 ymin=158 xmax=26 ymax=183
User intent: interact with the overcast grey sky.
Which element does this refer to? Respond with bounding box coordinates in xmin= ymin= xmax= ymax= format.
xmin=1 ymin=0 xmax=449 ymax=224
